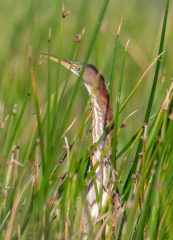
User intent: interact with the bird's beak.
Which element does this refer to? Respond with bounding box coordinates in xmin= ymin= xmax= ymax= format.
xmin=60 ymin=60 xmax=80 ymax=76
xmin=40 ymin=53 xmax=73 ymax=70
xmin=40 ymin=53 xmax=59 ymax=63
xmin=40 ymin=53 xmax=79 ymax=76
xmin=60 ymin=59 xmax=72 ymax=70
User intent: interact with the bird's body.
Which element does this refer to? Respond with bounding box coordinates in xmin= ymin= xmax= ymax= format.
xmin=84 ymin=69 xmax=114 ymax=215
xmin=80 ymin=66 xmax=122 ymax=234
xmin=41 ymin=53 xmax=122 ymax=236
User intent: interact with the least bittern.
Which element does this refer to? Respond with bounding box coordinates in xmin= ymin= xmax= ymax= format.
xmin=41 ymin=53 xmax=122 ymax=235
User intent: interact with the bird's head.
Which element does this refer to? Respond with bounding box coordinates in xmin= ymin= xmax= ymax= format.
xmin=40 ymin=53 xmax=102 ymax=95
xmin=60 ymin=59 xmax=100 ymax=94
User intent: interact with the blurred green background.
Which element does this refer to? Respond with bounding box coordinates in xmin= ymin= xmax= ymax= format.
xmin=0 ymin=0 xmax=172 ymax=150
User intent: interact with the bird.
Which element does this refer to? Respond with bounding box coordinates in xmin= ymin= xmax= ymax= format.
xmin=40 ymin=53 xmax=122 ymax=236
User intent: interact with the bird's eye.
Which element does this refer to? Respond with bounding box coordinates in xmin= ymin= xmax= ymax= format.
xmin=76 ymin=66 xmax=80 ymax=71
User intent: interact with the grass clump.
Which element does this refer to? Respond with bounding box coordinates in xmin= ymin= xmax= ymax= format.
xmin=0 ymin=0 xmax=172 ymax=239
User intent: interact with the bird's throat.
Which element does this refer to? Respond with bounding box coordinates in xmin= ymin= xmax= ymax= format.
xmin=91 ymin=93 xmax=112 ymax=145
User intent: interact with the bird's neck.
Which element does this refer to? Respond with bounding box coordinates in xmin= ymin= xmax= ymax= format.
xmin=87 ymin=81 xmax=115 ymax=220
xmin=90 ymin=79 xmax=113 ymax=144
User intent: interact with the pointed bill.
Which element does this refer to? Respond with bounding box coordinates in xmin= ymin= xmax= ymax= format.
xmin=40 ymin=53 xmax=72 ymax=69
xmin=40 ymin=53 xmax=80 ymax=76
xmin=40 ymin=53 xmax=59 ymax=63
xmin=60 ymin=59 xmax=72 ymax=70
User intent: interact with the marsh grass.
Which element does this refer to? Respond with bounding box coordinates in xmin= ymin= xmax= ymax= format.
xmin=0 ymin=0 xmax=173 ymax=239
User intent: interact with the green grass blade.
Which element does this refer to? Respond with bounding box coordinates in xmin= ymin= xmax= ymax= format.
xmin=30 ymin=62 xmax=46 ymax=180
xmin=46 ymin=29 xmax=52 ymax=150
xmin=111 ymin=41 xmax=129 ymax=169
xmin=109 ymin=19 xmax=122 ymax=102
xmin=144 ymin=0 xmax=169 ymax=122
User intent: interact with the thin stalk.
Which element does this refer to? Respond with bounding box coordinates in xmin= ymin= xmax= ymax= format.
xmin=52 ymin=4 xmax=64 ymax=111
xmin=144 ymin=0 xmax=169 ymax=123
xmin=111 ymin=40 xmax=129 ymax=169
xmin=46 ymin=28 xmax=52 ymax=150
xmin=30 ymin=61 xmax=46 ymax=179
xmin=109 ymin=19 xmax=122 ymax=102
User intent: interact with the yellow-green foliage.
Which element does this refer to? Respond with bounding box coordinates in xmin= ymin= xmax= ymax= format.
xmin=0 ymin=0 xmax=173 ymax=239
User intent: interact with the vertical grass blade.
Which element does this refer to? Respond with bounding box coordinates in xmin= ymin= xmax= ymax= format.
xmin=144 ymin=0 xmax=169 ymax=122
xmin=46 ymin=28 xmax=52 ymax=150
xmin=109 ymin=19 xmax=122 ymax=102
xmin=30 ymin=60 xmax=46 ymax=178
xmin=111 ymin=40 xmax=129 ymax=169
